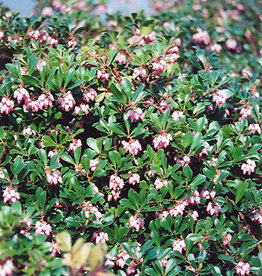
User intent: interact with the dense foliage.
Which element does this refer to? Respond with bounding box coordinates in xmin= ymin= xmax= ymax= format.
xmin=0 ymin=0 xmax=261 ymax=275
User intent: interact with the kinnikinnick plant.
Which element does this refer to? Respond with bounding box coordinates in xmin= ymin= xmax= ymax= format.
xmin=0 ymin=0 xmax=261 ymax=275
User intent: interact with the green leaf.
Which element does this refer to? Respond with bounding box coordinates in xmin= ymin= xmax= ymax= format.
xmin=64 ymin=68 xmax=75 ymax=87
xmin=132 ymin=85 xmax=146 ymax=102
xmin=60 ymin=152 xmax=75 ymax=165
xmin=81 ymin=155 xmax=90 ymax=173
xmin=110 ymin=83 xmax=127 ymax=104
xmin=108 ymin=49 xmax=117 ymax=65
xmin=190 ymin=174 xmax=206 ymax=189
xmin=38 ymin=149 xmax=48 ymax=166
xmin=235 ymin=182 xmax=248 ymax=204
xmin=119 ymin=198 xmax=137 ymax=210
xmin=109 ymin=151 xmax=121 ymax=169
xmin=28 ymin=55 xmax=39 ymax=75
xmin=122 ymin=242 xmax=134 ymax=257
xmin=107 ymin=123 xmax=125 ymax=136
xmin=182 ymin=132 xmax=193 ymax=148
xmin=183 ymin=165 xmax=193 ymax=182
xmin=21 ymin=75 xmax=41 ymax=88
xmin=50 ymin=154 xmax=61 ymax=170
xmin=86 ymin=138 xmax=100 ymax=154
xmin=128 ymin=189 xmax=140 ymax=208
xmin=12 ymin=156 xmax=25 ymax=176
xmin=74 ymin=146 xmax=82 ymax=164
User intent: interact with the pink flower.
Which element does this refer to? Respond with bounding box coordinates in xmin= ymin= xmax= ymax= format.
xmin=116 ymin=53 xmax=127 ymax=64
xmin=144 ymin=31 xmax=156 ymax=44
xmin=128 ymin=172 xmax=140 ymax=185
xmin=127 ymin=266 xmax=136 ymax=275
xmin=252 ymin=211 xmax=262 ymax=224
xmin=248 ymin=123 xmax=261 ymax=135
xmin=210 ymin=43 xmax=222 ymax=54
xmin=241 ymin=159 xmax=256 ymax=175
xmin=25 ymin=99 xmax=40 ymax=112
xmin=161 ymin=256 xmax=168 ymax=267
xmin=42 ymin=7 xmax=53 ymax=17
xmin=186 ymin=191 xmax=200 ymax=205
xmin=51 ymin=242 xmax=60 ymax=256
xmin=166 ymin=53 xmax=180 ymax=63
xmin=83 ymin=88 xmax=97 ymax=102
xmin=182 ymin=156 xmax=191 ymax=166
xmin=172 ymin=239 xmax=186 ymax=253
xmin=13 ymin=87 xmax=30 ymax=104
xmin=0 ymin=31 xmax=4 ymax=40
xmin=160 ymin=99 xmax=172 ymax=110
xmin=45 ymin=169 xmax=62 ymax=185
xmin=35 ymin=221 xmax=52 ymax=236
xmin=172 ymin=110 xmax=184 ymax=121
xmin=3 ymin=186 xmax=20 ymax=204
xmin=212 ymin=90 xmax=228 ymax=106
xmin=108 ymin=174 xmax=125 ymax=201
xmin=0 ymin=259 xmax=15 ymax=276
xmin=0 ymin=97 xmax=15 ymax=114
xmin=36 ymin=59 xmax=47 ymax=70
xmin=152 ymin=60 xmax=167 ymax=75
xmin=223 ymin=233 xmax=232 ymax=246
xmin=154 ymin=178 xmax=168 ymax=190
xmin=104 ymin=254 xmax=116 ymax=267
xmin=122 ymin=139 xmax=142 ymax=156
xmin=58 ymin=91 xmax=76 ymax=111
xmin=168 ymin=201 xmax=188 ymax=217
xmin=116 ymin=249 xmax=129 ymax=268
xmin=240 ymin=105 xmax=252 ymax=119
xmin=236 ymin=261 xmax=251 ymax=276
xmin=68 ymin=139 xmax=82 ymax=153
xmin=126 ymin=107 xmax=144 ymax=122
xmin=155 ymin=210 xmax=169 ymax=220
xmin=163 ymin=22 xmax=170 ymax=29
xmin=74 ymin=104 xmax=89 ymax=115
xmin=206 ymin=201 xmax=221 ymax=216
xmin=188 ymin=210 xmax=199 ymax=221
xmin=200 ymin=189 xmax=216 ymax=200
xmin=226 ymin=38 xmax=237 ymax=50
xmin=90 ymin=159 xmax=99 ymax=172
xmin=133 ymin=67 xmax=147 ymax=79
xmin=92 ymin=231 xmax=109 ymax=244
xmin=83 ymin=202 xmax=102 ymax=221
xmin=20 ymin=217 xmax=32 ymax=228
xmin=23 ymin=126 xmax=36 ymax=136
xmin=97 ymin=69 xmax=109 ymax=81
xmin=38 ymin=92 xmax=54 ymax=110
xmin=129 ymin=215 xmax=145 ymax=232
xmin=192 ymin=28 xmax=211 ymax=45
xmin=153 ymin=132 xmax=172 ymax=150
xmin=242 ymin=68 xmax=252 ymax=78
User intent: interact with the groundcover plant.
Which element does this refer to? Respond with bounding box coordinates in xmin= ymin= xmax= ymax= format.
xmin=0 ymin=0 xmax=261 ymax=275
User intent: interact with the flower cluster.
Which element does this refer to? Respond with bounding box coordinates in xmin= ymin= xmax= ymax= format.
xmin=35 ymin=221 xmax=52 ymax=236
xmin=58 ymin=91 xmax=76 ymax=111
xmin=45 ymin=169 xmax=63 ymax=185
xmin=126 ymin=107 xmax=144 ymax=122
xmin=152 ymin=132 xmax=172 ymax=150
xmin=0 ymin=259 xmax=15 ymax=276
xmin=108 ymin=174 xmax=125 ymax=201
xmin=241 ymin=159 xmax=256 ymax=175
xmin=3 ymin=186 xmax=20 ymax=204
xmin=129 ymin=215 xmax=145 ymax=232
xmin=122 ymin=139 xmax=142 ymax=156
xmin=0 ymin=97 xmax=15 ymax=114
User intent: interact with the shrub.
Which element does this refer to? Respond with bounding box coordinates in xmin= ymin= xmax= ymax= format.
xmin=0 ymin=0 xmax=261 ymax=275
